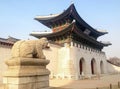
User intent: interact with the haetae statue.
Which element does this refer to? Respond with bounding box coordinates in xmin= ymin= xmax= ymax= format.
xmin=3 ymin=37 xmax=50 ymax=89
xmin=11 ymin=37 xmax=49 ymax=59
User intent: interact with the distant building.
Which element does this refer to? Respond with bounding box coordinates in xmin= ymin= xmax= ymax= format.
xmin=31 ymin=4 xmax=112 ymax=79
xmin=0 ymin=36 xmax=18 ymax=82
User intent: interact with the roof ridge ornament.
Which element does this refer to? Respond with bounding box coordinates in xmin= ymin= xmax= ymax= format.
xmin=34 ymin=2 xmax=108 ymax=38
xmin=72 ymin=19 xmax=76 ymax=23
xmin=70 ymin=1 xmax=74 ymax=13
xmin=71 ymin=0 xmax=74 ymax=4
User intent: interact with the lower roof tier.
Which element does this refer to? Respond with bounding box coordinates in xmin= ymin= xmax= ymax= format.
xmin=30 ymin=22 xmax=111 ymax=50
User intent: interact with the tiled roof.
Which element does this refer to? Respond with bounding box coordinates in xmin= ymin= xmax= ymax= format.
xmin=0 ymin=36 xmax=19 ymax=46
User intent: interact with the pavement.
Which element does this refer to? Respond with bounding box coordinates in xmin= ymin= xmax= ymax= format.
xmin=1 ymin=74 xmax=120 ymax=89
xmin=50 ymin=74 xmax=120 ymax=89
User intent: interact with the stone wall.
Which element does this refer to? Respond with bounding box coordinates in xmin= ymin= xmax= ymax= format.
xmin=70 ymin=42 xmax=108 ymax=79
xmin=107 ymin=62 xmax=120 ymax=74
xmin=43 ymin=43 xmax=61 ymax=78
xmin=0 ymin=45 xmax=12 ymax=82
xmin=57 ymin=45 xmax=75 ymax=79
xmin=43 ymin=42 xmax=108 ymax=79
xmin=1 ymin=41 xmax=120 ymax=82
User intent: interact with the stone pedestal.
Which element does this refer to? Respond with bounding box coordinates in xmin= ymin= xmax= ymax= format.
xmin=3 ymin=58 xmax=50 ymax=89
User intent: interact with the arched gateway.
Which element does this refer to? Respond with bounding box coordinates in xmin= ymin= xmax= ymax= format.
xmin=79 ymin=58 xmax=85 ymax=75
xmin=91 ymin=59 xmax=97 ymax=75
xmin=100 ymin=61 xmax=104 ymax=74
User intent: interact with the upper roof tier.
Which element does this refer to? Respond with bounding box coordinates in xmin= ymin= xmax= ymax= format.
xmin=35 ymin=4 xmax=107 ymax=38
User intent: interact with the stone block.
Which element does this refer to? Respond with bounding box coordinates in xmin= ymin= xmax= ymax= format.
xmin=3 ymin=58 xmax=50 ymax=89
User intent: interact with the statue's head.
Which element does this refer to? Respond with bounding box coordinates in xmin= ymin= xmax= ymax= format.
xmin=39 ymin=37 xmax=49 ymax=48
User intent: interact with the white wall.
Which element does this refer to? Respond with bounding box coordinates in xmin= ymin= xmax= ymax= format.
xmin=107 ymin=62 xmax=120 ymax=74
xmin=57 ymin=44 xmax=75 ymax=78
xmin=1 ymin=41 xmax=120 ymax=82
xmin=69 ymin=43 xmax=108 ymax=79
xmin=0 ymin=45 xmax=12 ymax=82
xmin=43 ymin=43 xmax=61 ymax=77
xmin=44 ymin=42 xmax=108 ymax=79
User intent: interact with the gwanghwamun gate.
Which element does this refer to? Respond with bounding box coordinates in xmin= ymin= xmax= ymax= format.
xmin=1 ymin=4 xmax=120 ymax=81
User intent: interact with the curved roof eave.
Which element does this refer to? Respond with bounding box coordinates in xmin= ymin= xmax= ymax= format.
xmin=35 ymin=13 xmax=61 ymax=21
xmin=30 ymin=23 xmax=74 ymax=38
xmin=73 ymin=24 xmax=105 ymax=47
xmin=69 ymin=4 xmax=106 ymax=36
xmin=34 ymin=4 xmax=73 ymax=25
xmin=30 ymin=22 xmax=106 ymax=47
xmin=35 ymin=4 xmax=105 ymax=37
xmin=99 ymin=41 xmax=112 ymax=46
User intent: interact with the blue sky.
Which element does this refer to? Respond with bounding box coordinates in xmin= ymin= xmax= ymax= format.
xmin=0 ymin=0 xmax=120 ymax=58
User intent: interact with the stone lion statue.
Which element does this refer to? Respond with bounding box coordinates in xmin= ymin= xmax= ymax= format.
xmin=11 ymin=37 xmax=49 ymax=59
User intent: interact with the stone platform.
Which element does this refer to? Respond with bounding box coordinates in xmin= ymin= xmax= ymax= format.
xmin=3 ymin=58 xmax=50 ymax=89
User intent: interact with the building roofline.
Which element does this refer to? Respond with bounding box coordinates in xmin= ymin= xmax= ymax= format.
xmin=35 ymin=4 xmax=106 ymax=37
xmin=0 ymin=36 xmax=19 ymax=46
xmin=30 ymin=22 xmax=109 ymax=47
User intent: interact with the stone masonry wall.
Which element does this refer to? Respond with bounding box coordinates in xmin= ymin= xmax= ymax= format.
xmin=0 ymin=45 xmax=12 ymax=83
